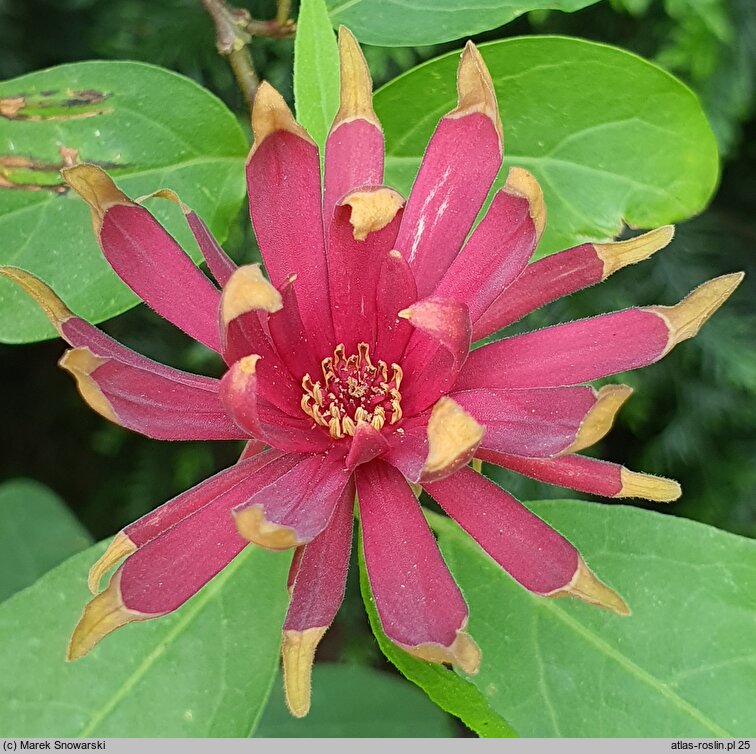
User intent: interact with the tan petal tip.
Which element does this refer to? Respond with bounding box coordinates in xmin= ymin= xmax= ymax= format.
xmin=221 ymin=264 xmax=283 ymax=327
xmin=618 ymin=468 xmax=681 ymax=502
xmin=67 ymin=574 xmax=144 ymax=661
xmin=0 ymin=266 xmax=73 ymax=331
xmin=403 ymin=629 xmax=481 ymax=675
xmin=551 ymin=556 xmax=630 ymax=616
xmin=282 ymin=627 xmax=327 ymax=718
xmin=595 ymin=226 xmax=674 ymax=277
xmin=234 ymin=505 xmax=300 ymax=550
xmin=503 ymin=167 xmax=546 ymax=238
xmin=649 ymin=272 xmax=745 ymax=351
xmin=137 ymin=187 xmax=190 ymax=215
xmin=251 ymin=81 xmax=314 ymax=152
xmin=342 ymin=187 xmax=404 ymax=241
xmin=562 ymin=384 xmax=633 ymax=454
xmin=454 ymin=42 xmax=502 ymax=145
xmin=421 ymin=397 xmax=485 ymax=483
xmin=335 ymin=26 xmax=377 ymax=127
xmin=61 ymin=164 xmax=132 ymax=231
xmin=87 ymin=532 xmax=136 ymax=594
xmin=59 ymin=347 xmax=118 ymax=423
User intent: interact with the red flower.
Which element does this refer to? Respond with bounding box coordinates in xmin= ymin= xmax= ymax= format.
xmin=1 ymin=28 xmax=742 ymax=717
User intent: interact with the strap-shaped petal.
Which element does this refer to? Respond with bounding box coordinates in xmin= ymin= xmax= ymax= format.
xmin=282 ymin=478 xmax=355 ymax=717
xmin=435 ymin=168 xmax=543 ymax=322
xmin=457 ymin=274 xmax=744 ymax=390
xmin=324 ymin=27 xmax=384 ymax=224
xmin=473 ymin=226 xmax=675 ymax=340
xmin=233 ymin=452 xmax=351 ymax=550
xmin=424 ymin=466 xmax=629 ymax=614
xmin=247 ymin=82 xmax=334 ymax=355
xmin=328 ymin=186 xmax=404 ymax=352
xmin=62 ymin=164 xmax=222 ymax=352
xmin=395 ymin=42 xmax=503 ymax=296
xmin=451 ymin=385 xmax=631 ymax=457
xmin=356 ymin=460 xmax=480 ymax=673
xmin=476 ymin=449 xmax=682 ymax=502
xmin=374 ymin=250 xmax=417 ymax=367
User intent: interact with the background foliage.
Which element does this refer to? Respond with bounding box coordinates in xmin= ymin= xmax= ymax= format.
xmin=0 ymin=0 xmax=754 ymax=738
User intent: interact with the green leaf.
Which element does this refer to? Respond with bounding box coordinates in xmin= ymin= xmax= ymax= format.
xmin=358 ymin=534 xmax=517 ymax=737
xmin=0 ymin=479 xmax=92 ymax=602
xmin=0 ymin=540 xmax=291 ymax=736
xmin=327 ymin=0 xmax=603 ymax=46
xmin=0 ymin=61 xmax=248 ymax=344
xmin=257 ymin=663 xmax=457 ymax=737
xmin=433 ymin=500 xmax=756 ymax=737
xmin=294 ymin=0 xmax=340 ymax=148
xmin=375 ymin=37 xmax=719 ymax=257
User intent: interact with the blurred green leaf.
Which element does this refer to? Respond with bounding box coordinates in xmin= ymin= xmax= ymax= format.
xmin=376 ymin=37 xmax=719 ymax=257
xmin=433 ymin=499 xmax=756 ymax=737
xmin=257 ymin=663 xmax=458 ymax=737
xmin=358 ymin=533 xmax=517 ymax=738
xmin=294 ymin=0 xmax=340 ymax=148
xmin=0 ymin=540 xmax=291 ymax=736
xmin=0 ymin=61 xmax=248 ymax=344
xmin=328 ymin=0 xmax=603 ymax=46
xmin=0 ymin=479 xmax=92 ymax=602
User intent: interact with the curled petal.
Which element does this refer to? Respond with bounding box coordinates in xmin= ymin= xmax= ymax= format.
xmin=477 ymin=449 xmax=681 ymax=502
xmin=357 ymin=460 xmax=480 ymax=673
xmin=247 ymin=82 xmax=333 ymax=355
xmin=451 ymin=385 xmax=631 ymax=458
xmin=62 ymin=164 xmax=222 ymax=352
xmin=283 ymin=479 xmax=355 ymax=717
xmin=233 ymin=453 xmax=351 ymax=550
xmin=424 ymin=466 xmax=629 ymax=614
xmin=473 ymin=226 xmax=674 ymax=340
xmin=324 ymin=27 xmax=384 ymax=223
xmin=345 ymin=421 xmax=390 ymax=469
xmin=435 ymin=167 xmax=543 ymax=322
xmin=374 ymin=250 xmax=417 ymax=367
xmin=396 ymin=42 xmax=503 ymax=295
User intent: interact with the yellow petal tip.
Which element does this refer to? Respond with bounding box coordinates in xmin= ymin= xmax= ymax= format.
xmin=0 ymin=266 xmax=73 ymax=331
xmin=550 ymin=556 xmax=630 ymax=617
xmin=618 ymin=468 xmax=681 ymax=502
xmin=61 ymin=163 xmax=132 ymax=232
xmin=251 ymin=82 xmax=314 ymax=153
xmin=503 ymin=167 xmax=546 ymax=237
xmin=58 ymin=347 xmax=119 ymax=424
xmin=221 ymin=264 xmax=282 ymax=327
xmin=281 ymin=627 xmax=327 ymax=718
xmin=342 ymin=187 xmax=404 ymax=241
xmin=595 ymin=226 xmax=674 ymax=277
xmin=403 ymin=628 xmax=481 ymax=675
xmin=234 ymin=505 xmax=300 ymax=550
xmin=454 ymin=42 xmax=502 ymax=145
xmin=562 ymin=384 xmax=632 ymax=454
xmin=87 ymin=532 xmax=136 ymax=594
xmin=335 ymin=26 xmax=377 ymax=127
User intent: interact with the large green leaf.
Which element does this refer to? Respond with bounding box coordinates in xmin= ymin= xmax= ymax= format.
xmin=328 ymin=0 xmax=603 ymax=46
xmin=0 ymin=540 xmax=291 ymax=736
xmin=358 ymin=534 xmax=517 ymax=737
xmin=375 ymin=37 xmax=719 ymax=257
xmin=257 ymin=663 xmax=457 ymax=737
xmin=0 ymin=479 xmax=92 ymax=602
xmin=0 ymin=61 xmax=248 ymax=344
xmin=433 ymin=500 xmax=756 ymax=737
xmin=294 ymin=0 xmax=340 ymax=148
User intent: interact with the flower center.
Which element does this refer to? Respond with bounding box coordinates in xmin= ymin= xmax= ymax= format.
xmin=300 ymin=343 xmax=403 ymax=439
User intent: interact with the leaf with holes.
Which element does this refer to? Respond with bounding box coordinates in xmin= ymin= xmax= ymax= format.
xmin=0 ymin=540 xmax=291 ymax=736
xmin=433 ymin=500 xmax=756 ymax=737
xmin=376 ymin=37 xmax=719 ymax=258
xmin=0 ymin=61 xmax=248 ymax=344
xmin=327 ymin=0 xmax=603 ymax=46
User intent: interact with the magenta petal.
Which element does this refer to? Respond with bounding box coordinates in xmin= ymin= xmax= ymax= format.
xmin=325 ymin=120 xmax=384 ymax=224
xmin=450 ymin=386 xmax=620 ymax=457
xmin=424 ymin=466 xmax=578 ymax=595
xmin=220 ymin=357 xmax=332 ymax=453
xmin=435 ymin=182 xmax=539 ymax=322
xmin=328 ymin=187 xmax=404 ymax=352
xmin=356 ymin=460 xmax=474 ymax=661
xmin=381 ymin=413 xmax=430 ymax=483
xmin=99 ymin=204 xmax=222 ymax=352
xmin=345 ymin=421 xmax=390 ymax=469
xmin=284 ymin=478 xmax=355 ymax=631
xmin=60 ymin=346 xmax=245 ymax=441
xmin=233 ymin=452 xmax=351 ymax=549
xmin=399 ymin=298 xmax=472 ymax=415
xmin=456 ymin=309 xmax=670 ymax=389
xmin=396 ymin=111 xmax=502 ymax=296
xmin=247 ymin=119 xmax=334 ymax=355
xmin=185 ymin=211 xmax=237 ymax=287
xmin=375 ymin=250 xmax=417 ymax=367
